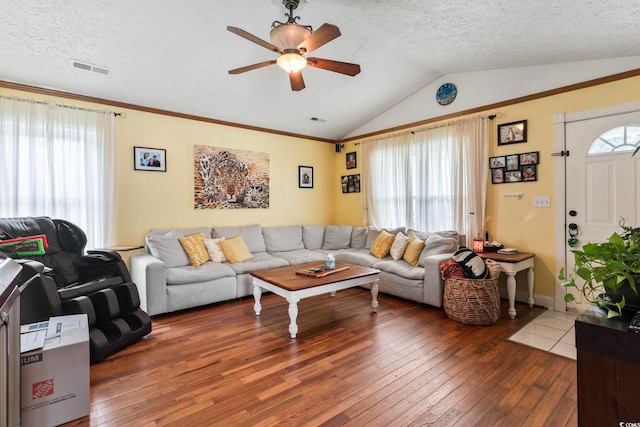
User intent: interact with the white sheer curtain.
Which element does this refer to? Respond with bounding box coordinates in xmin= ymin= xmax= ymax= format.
xmin=361 ymin=133 xmax=412 ymax=228
xmin=362 ymin=116 xmax=489 ymax=243
xmin=0 ymin=96 xmax=116 ymax=248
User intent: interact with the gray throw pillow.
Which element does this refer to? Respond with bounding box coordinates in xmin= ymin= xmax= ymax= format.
xmin=213 ymin=224 xmax=266 ymax=253
xmin=146 ymin=229 xmax=190 ymax=268
xmin=350 ymin=227 xmax=367 ymax=249
xmin=322 ymin=225 xmax=353 ymax=250
xmin=418 ymin=233 xmax=459 ymax=267
xmin=262 ymin=225 xmax=304 ymax=252
xmin=302 ymin=225 xmax=325 ymax=250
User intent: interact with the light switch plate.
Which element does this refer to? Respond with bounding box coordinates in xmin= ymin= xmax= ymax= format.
xmin=533 ymin=196 xmax=551 ymax=208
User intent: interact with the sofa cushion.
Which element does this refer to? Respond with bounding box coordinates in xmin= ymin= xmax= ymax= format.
xmin=322 ymin=225 xmax=353 ymax=250
xmin=225 ymin=251 xmax=288 ymax=275
xmin=302 ymin=225 xmax=325 ymax=250
xmin=149 ymin=227 xmax=211 ymax=239
xmin=213 ymin=224 xmax=266 ymax=253
xmin=407 ymin=229 xmax=430 ymax=241
xmin=370 ymin=230 xmax=396 ymax=258
xmin=390 ymin=232 xmax=409 ymax=260
xmin=219 ymin=236 xmax=254 ymax=263
xmin=204 ymin=237 xmax=226 ymax=263
xmin=262 ymin=225 xmax=304 ymax=252
xmin=333 ymin=249 xmax=381 ymax=268
xmin=350 ymin=227 xmax=367 ymax=249
xmin=372 ymin=259 xmax=425 ymax=281
xmin=269 ymin=249 xmax=326 ymax=265
xmin=146 ymin=229 xmax=190 ymax=268
xmin=166 ymin=261 xmax=236 ymax=285
xmin=179 ymin=232 xmax=210 ymax=267
xmin=418 ymin=232 xmax=459 ymax=267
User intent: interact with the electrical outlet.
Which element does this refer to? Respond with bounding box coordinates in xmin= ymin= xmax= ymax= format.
xmin=533 ymin=196 xmax=551 ymax=208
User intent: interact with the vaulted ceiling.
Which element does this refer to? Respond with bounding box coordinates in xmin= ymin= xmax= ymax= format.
xmin=1 ymin=0 xmax=640 ymax=140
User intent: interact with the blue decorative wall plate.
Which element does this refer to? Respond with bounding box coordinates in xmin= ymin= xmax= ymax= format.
xmin=436 ymin=83 xmax=457 ymax=105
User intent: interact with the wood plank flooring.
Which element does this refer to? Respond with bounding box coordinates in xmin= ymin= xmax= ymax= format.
xmin=62 ymin=288 xmax=577 ymax=426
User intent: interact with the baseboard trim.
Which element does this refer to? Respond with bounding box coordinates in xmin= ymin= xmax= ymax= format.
xmin=498 ymin=288 xmax=555 ymax=311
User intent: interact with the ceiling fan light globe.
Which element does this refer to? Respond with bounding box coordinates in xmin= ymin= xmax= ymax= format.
xmin=277 ymin=52 xmax=307 ymax=73
xmin=270 ymin=24 xmax=311 ymax=49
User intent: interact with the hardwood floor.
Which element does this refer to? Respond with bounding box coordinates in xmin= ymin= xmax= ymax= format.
xmin=62 ymin=288 xmax=577 ymax=426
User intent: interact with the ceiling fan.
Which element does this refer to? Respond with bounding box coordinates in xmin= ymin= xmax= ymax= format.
xmin=227 ymin=0 xmax=361 ymax=91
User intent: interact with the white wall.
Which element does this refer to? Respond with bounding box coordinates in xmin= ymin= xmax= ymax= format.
xmin=345 ymin=56 xmax=640 ymax=138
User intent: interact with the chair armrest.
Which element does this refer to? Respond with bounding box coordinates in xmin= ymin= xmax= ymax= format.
xmin=14 ymin=259 xmax=50 ymax=278
xmin=79 ymin=249 xmax=132 ymax=283
xmin=83 ymin=249 xmax=123 ymax=262
xmin=422 ymin=252 xmax=455 ymax=308
xmin=130 ymin=253 xmax=167 ymax=316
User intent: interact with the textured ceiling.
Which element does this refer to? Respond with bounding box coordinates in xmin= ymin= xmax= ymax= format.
xmin=1 ymin=0 xmax=640 ymax=140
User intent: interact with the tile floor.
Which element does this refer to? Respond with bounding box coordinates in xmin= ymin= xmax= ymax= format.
xmin=508 ymin=309 xmax=578 ymax=360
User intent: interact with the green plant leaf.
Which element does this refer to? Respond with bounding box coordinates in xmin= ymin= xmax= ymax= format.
xmin=564 ymin=293 xmax=576 ymax=303
xmin=576 ymin=266 xmax=592 ymax=281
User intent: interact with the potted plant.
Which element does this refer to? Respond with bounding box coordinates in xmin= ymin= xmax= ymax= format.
xmin=559 ymin=221 xmax=640 ymax=318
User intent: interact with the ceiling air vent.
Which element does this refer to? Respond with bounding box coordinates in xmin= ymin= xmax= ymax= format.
xmin=71 ymin=60 xmax=110 ymax=76
xmin=72 ymin=61 xmax=92 ymax=71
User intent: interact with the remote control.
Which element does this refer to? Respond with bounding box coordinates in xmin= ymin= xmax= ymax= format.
xmin=628 ymin=311 xmax=640 ymax=333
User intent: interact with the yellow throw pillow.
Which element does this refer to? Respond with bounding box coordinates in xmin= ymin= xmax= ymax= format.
xmin=178 ymin=232 xmax=210 ymax=267
xmin=403 ymin=231 xmax=425 ymax=266
xmin=218 ymin=235 xmax=253 ymax=263
xmin=370 ymin=230 xmax=396 ymax=259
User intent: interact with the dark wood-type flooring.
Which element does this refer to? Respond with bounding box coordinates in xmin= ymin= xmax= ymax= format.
xmin=63 ymin=288 xmax=577 ymax=426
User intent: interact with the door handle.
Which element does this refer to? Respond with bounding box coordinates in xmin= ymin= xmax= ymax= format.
xmin=568 ymin=223 xmax=579 ymax=247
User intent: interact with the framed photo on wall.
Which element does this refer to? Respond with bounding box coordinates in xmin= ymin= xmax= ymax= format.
xmin=520 ymin=151 xmax=539 ymax=165
xmin=506 ymin=154 xmax=519 ymax=171
xmin=134 ymin=146 xmax=166 ymax=172
xmin=497 ymin=120 xmax=527 ymax=145
xmin=341 ymin=174 xmax=361 ymax=193
xmin=491 ymin=168 xmax=505 ymax=184
xmin=346 ymin=152 xmax=357 ymax=169
xmin=489 ymin=156 xmax=505 ymax=168
xmin=298 ymin=166 xmax=313 ymax=188
xmin=521 ymin=164 xmax=537 ymax=181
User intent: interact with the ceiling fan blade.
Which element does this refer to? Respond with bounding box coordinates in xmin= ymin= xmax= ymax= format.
xmin=306 ymin=58 xmax=361 ymax=76
xmin=227 ymin=26 xmax=283 ymax=54
xmin=289 ymin=71 xmax=305 ymax=91
xmin=228 ymin=60 xmax=276 ymax=74
xmin=297 ymin=23 xmax=341 ymax=54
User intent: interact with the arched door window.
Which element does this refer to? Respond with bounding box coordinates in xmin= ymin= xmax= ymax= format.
xmin=587 ymin=125 xmax=640 ymax=154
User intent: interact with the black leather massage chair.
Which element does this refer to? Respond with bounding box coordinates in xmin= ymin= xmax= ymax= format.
xmin=0 ymin=216 xmax=152 ymax=363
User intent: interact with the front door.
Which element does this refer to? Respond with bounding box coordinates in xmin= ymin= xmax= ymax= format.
xmin=561 ymin=108 xmax=640 ymax=312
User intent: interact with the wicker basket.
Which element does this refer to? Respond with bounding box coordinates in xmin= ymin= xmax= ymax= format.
xmin=443 ymin=276 xmax=501 ymax=326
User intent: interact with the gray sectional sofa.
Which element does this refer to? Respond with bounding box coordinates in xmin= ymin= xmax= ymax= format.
xmin=130 ymin=224 xmax=461 ymax=316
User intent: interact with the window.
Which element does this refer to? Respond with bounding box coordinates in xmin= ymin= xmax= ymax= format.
xmin=587 ymin=125 xmax=640 ymax=154
xmin=361 ymin=117 xmax=489 ymax=239
xmin=0 ymin=96 xmax=116 ymax=248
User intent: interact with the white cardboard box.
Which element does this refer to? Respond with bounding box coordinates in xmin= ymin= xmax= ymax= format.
xmin=20 ymin=314 xmax=90 ymax=427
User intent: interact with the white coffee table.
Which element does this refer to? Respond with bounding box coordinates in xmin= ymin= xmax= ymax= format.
xmin=251 ymin=262 xmax=380 ymax=338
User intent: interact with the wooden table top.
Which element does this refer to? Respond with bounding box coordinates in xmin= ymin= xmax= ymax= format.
xmin=251 ymin=262 xmax=380 ymax=291
xmin=477 ymin=251 xmax=534 ymax=263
